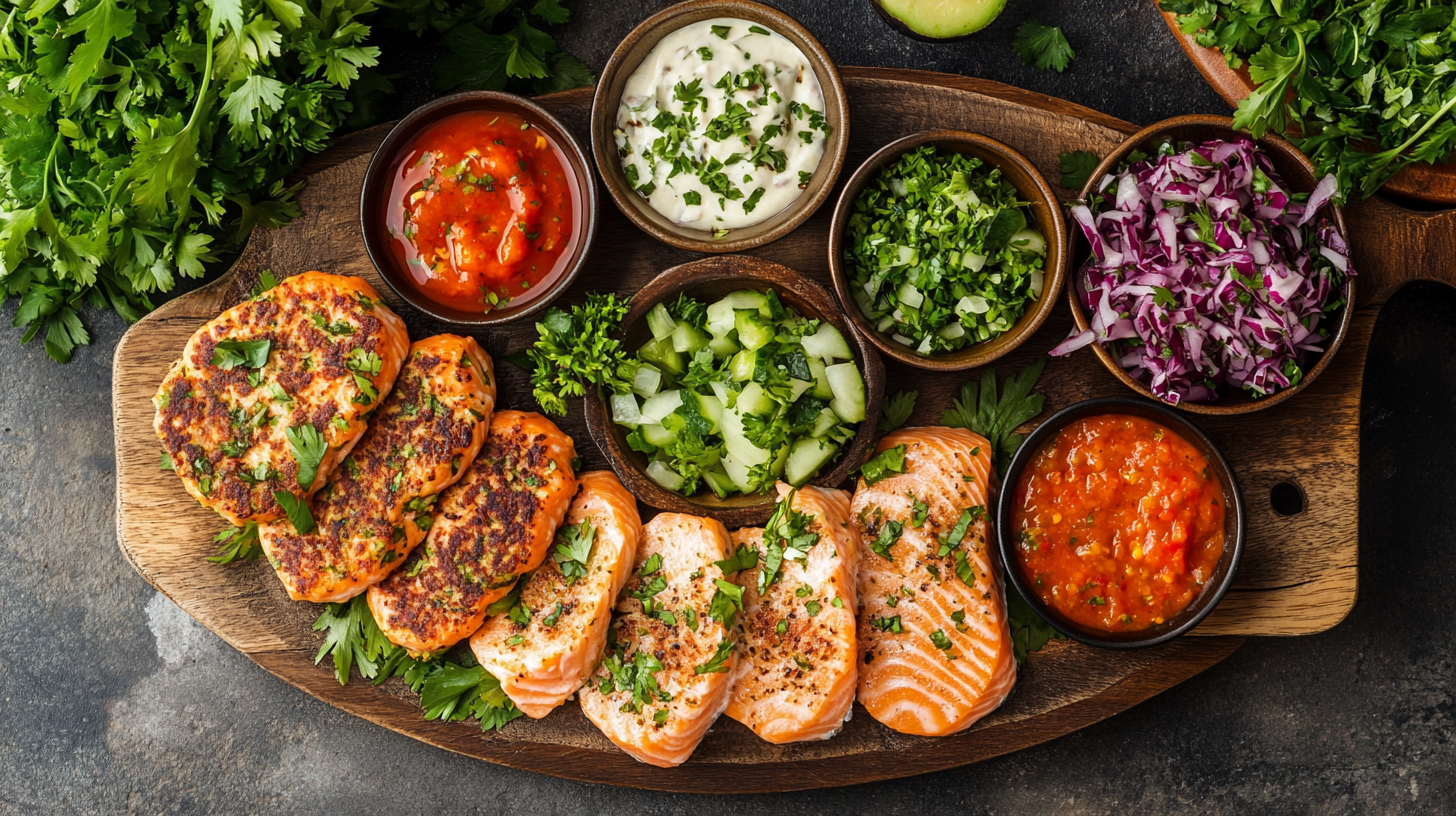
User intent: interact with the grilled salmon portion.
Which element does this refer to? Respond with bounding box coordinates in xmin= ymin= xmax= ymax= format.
xmin=852 ymin=428 xmax=1015 ymax=737
xmin=580 ymin=513 xmax=736 ymax=768
xmin=368 ymin=411 xmax=576 ymax=655
xmin=154 ymin=271 xmax=409 ymax=526
xmin=259 ymin=336 xmax=496 ymax=603
xmin=725 ymin=483 xmax=862 ymax=744
xmin=470 ymin=471 xmax=642 ymax=719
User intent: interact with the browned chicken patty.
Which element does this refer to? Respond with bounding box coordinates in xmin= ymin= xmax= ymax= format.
xmin=369 ymin=411 xmax=578 ymax=656
xmin=154 ymin=271 xmax=410 ymax=526
xmin=259 ymin=335 xmax=497 ymax=603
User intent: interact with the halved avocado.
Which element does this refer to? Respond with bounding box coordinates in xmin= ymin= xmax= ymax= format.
xmin=871 ymin=0 xmax=1008 ymax=42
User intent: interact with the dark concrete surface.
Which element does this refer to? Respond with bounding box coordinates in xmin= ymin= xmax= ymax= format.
xmin=1 ymin=2 xmax=1452 ymax=813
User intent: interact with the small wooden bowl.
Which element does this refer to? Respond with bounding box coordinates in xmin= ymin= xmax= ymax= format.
xmin=590 ymin=0 xmax=850 ymax=254
xmin=1068 ymin=115 xmax=1354 ymax=416
xmin=995 ymin=397 xmax=1246 ymax=650
xmin=827 ymin=130 xmax=1068 ymax=372
xmin=584 ymin=256 xmax=885 ymax=528
xmin=358 ymin=91 xmax=598 ymax=327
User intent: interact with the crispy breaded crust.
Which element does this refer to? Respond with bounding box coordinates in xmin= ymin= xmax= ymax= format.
xmin=260 ymin=335 xmax=496 ymax=603
xmin=368 ymin=411 xmax=577 ymax=655
xmin=154 ymin=272 xmax=409 ymax=525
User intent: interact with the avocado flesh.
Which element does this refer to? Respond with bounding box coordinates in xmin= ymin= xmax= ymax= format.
xmin=874 ymin=0 xmax=1008 ymax=40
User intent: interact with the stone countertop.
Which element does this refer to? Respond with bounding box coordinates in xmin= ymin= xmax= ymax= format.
xmin=1 ymin=2 xmax=1452 ymax=813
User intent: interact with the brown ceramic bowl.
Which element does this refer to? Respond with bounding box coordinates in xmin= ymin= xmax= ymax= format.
xmin=996 ymin=397 xmax=1246 ymax=650
xmin=359 ymin=91 xmax=597 ymax=326
xmin=827 ymin=130 xmax=1068 ymax=372
xmin=1067 ymin=115 xmax=1354 ymax=415
xmin=590 ymin=0 xmax=850 ymax=254
xmin=584 ymin=255 xmax=886 ymax=528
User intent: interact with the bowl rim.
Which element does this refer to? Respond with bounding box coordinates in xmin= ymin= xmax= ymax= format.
xmin=589 ymin=0 xmax=850 ymax=254
xmin=827 ymin=128 xmax=1069 ymax=372
xmin=994 ymin=396 xmax=1247 ymax=650
xmin=583 ymin=255 xmax=886 ymax=527
xmin=1066 ymin=113 xmax=1354 ymax=415
xmin=357 ymin=90 xmax=598 ymax=327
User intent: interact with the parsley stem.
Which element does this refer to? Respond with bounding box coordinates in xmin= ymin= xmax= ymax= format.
xmin=1362 ymin=86 xmax=1456 ymax=194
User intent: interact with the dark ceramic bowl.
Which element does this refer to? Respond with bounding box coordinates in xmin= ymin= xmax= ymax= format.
xmin=584 ymin=255 xmax=885 ymax=528
xmin=590 ymin=0 xmax=850 ymax=253
xmin=359 ymin=91 xmax=597 ymax=326
xmin=995 ymin=397 xmax=1246 ymax=650
xmin=828 ymin=129 xmax=1068 ymax=372
xmin=1067 ymin=114 xmax=1353 ymax=415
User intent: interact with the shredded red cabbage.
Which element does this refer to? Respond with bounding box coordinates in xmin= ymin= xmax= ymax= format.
xmin=1052 ymin=137 xmax=1352 ymax=405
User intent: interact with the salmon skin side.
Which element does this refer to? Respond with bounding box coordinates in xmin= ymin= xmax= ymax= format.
xmin=259 ymin=336 xmax=495 ymax=603
xmin=470 ymin=471 xmax=643 ymax=719
xmin=368 ymin=410 xmax=576 ymax=656
xmin=852 ymin=427 xmax=1016 ymax=737
xmin=725 ymin=483 xmax=862 ymax=744
xmin=580 ymin=513 xmax=736 ymax=768
xmin=154 ymin=271 xmax=410 ymax=526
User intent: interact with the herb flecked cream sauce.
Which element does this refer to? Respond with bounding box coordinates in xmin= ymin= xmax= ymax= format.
xmin=614 ymin=18 xmax=830 ymax=234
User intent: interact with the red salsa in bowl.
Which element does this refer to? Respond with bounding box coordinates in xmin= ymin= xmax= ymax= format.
xmin=1010 ymin=413 xmax=1227 ymax=633
xmin=378 ymin=108 xmax=584 ymax=316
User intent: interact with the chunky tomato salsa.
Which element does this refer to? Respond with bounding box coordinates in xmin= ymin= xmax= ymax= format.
xmin=1010 ymin=413 xmax=1225 ymax=632
xmin=384 ymin=110 xmax=578 ymax=313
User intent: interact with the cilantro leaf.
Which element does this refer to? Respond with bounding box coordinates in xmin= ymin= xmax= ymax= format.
xmin=942 ymin=360 xmax=1047 ymax=476
xmin=1012 ymin=20 xmax=1076 ymax=73
xmin=878 ymin=390 xmax=917 ymax=434
xmin=284 ymin=423 xmax=327 ymax=489
xmin=273 ymin=489 xmax=316 ymax=535
xmin=1059 ymin=150 xmax=1100 ymax=190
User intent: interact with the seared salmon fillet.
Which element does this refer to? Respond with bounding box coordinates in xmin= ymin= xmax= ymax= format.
xmin=470 ymin=471 xmax=642 ymax=718
xmin=259 ymin=336 xmax=496 ymax=602
xmin=580 ymin=513 xmax=736 ymax=768
xmin=725 ymin=483 xmax=862 ymax=744
xmin=368 ymin=411 xmax=576 ymax=655
xmin=852 ymin=428 xmax=1016 ymax=736
xmin=154 ymin=271 xmax=409 ymax=526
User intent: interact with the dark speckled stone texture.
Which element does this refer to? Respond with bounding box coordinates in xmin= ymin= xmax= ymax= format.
xmin=1 ymin=2 xmax=1452 ymax=813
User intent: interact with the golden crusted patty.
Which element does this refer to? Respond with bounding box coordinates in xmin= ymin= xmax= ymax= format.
xmin=259 ymin=335 xmax=496 ymax=603
xmin=368 ymin=410 xmax=578 ymax=655
xmin=154 ymin=271 xmax=410 ymax=526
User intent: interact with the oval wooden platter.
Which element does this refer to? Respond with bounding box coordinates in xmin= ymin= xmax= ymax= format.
xmin=111 ymin=67 xmax=1456 ymax=792
xmin=1157 ymin=7 xmax=1456 ymax=204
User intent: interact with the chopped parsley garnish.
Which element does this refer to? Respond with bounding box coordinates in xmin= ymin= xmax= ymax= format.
xmin=542 ymin=602 xmax=565 ymax=628
xmin=868 ymin=615 xmax=903 ymax=634
xmin=714 ymin=544 xmax=760 ymax=575
xmin=695 ymin=639 xmax=734 ymax=674
xmin=352 ymin=372 xmax=378 ymax=405
xmin=869 ymin=519 xmax=903 ymax=561
xmin=346 ymin=347 xmax=382 ymax=376
xmin=909 ymin=494 xmax=929 ymax=527
xmin=860 ymin=445 xmax=907 ymax=485
xmin=708 ymin=579 xmax=744 ymax=626
xmin=937 ymin=507 xmax=984 ymax=557
xmin=551 ymin=520 xmax=596 ymax=585
xmin=805 ymin=600 xmax=822 ymax=617
xmin=273 ymin=490 xmax=316 ymax=535
xmin=284 ymin=423 xmax=327 ymax=490
xmin=159 ymin=451 xmax=175 ymax=471
xmin=831 ymin=597 xmax=844 ymax=609
xmin=757 ymin=489 xmax=819 ymax=594
xmin=210 ymin=339 xmax=271 ymax=371
xmin=951 ymin=609 xmax=969 ymax=632
xmin=929 ymin=629 xmax=955 ymax=657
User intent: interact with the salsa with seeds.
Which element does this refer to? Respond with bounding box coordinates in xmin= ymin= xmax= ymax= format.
xmin=1010 ymin=413 xmax=1225 ymax=632
xmin=384 ymin=110 xmax=579 ymax=313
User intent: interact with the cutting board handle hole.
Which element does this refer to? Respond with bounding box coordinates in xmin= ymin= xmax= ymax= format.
xmin=1269 ymin=481 xmax=1306 ymax=517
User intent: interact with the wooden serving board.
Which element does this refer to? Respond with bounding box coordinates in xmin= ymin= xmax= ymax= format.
xmin=111 ymin=68 xmax=1456 ymax=792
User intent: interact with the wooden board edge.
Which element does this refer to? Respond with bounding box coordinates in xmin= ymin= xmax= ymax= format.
xmin=248 ymin=637 xmax=1242 ymax=793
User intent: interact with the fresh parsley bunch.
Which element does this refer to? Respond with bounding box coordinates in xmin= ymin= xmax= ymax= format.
xmin=0 ymin=0 xmax=386 ymax=362
xmin=1161 ymin=0 xmax=1456 ymax=198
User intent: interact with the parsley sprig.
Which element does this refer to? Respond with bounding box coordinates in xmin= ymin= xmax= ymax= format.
xmin=942 ymin=359 xmax=1047 ymax=475
xmin=1012 ymin=20 xmax=1076 ymax=73
xmin=519 ymin=293 xmax=635 ymax=416
xmin=878 ymin=390 xmax=917 ymax=434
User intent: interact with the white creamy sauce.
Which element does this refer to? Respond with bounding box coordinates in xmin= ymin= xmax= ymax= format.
xmin=614 ymin=17 xmax=829 ymax=232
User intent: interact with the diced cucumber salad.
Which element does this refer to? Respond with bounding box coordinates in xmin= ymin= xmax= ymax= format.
xmin=612 ymin=290 xmax=866 ymax=498
xmin=844 ymin=145 xmax=1047 ymax=355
